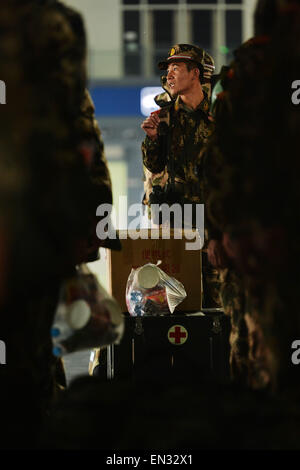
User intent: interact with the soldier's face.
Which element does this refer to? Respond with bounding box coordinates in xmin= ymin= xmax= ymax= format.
xmin=166 ymin=61 xmax=196 ymax=96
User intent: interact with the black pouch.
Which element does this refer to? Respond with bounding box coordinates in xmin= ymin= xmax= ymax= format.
xmin=149 ymin=185 xmax=185 ymax=226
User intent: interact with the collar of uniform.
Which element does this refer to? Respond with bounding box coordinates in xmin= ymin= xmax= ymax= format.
xmin=174 ymin=90 xmax=210 ymax=116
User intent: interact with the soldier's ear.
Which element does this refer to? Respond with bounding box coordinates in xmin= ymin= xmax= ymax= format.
xmin=193 ymin=67 xmax=200 ymax=80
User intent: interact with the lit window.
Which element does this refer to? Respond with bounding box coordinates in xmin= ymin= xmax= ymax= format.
xmin=140 ymin=87 xmax=164 ymax=116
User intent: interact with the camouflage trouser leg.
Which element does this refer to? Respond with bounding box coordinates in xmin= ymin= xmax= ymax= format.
xmin=244 ymin=282 xmax=274 ymax=390
xmin=220 ymin=268 xmax=249 ymax=386
xmin=221 ymin=268 xmax=272 ymax=390
xmin=202 ymin=250 xmax=223 ymax=308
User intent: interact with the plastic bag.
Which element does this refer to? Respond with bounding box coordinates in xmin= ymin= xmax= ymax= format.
xmin=126 ymin=263 xmax=186 ymax=316
xmin=51 ymin=264 xmax=124 ymax=356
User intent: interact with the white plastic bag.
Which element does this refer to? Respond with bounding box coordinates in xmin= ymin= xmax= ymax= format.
xmin=51 ymin=264 xmax=124 ymax=356
xmin=126 ymin=263 xmax=186 ymax=316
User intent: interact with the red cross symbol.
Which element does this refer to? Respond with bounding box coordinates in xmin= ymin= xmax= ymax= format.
xmin=168 ymin=325 xmax=188 ymax=345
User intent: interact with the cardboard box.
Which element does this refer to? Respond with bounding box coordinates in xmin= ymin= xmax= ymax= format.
xmin=106 ymin=228 xmax=202 ymax=313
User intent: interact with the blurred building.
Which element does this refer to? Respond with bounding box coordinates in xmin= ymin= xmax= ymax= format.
xmin=65 ymin=0 xmax=257 ymax=227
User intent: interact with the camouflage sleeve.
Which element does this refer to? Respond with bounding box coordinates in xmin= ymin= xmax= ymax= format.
xmin=77 ymin=89 xmax=112 ymax=205
xmin=74 ymin=89 xmax=115 ymax=262
xmin=199 ymin=144 xmax=223 ymax=241
xmin=142 ymin=165 xmax=169 ymax=209
xmin=142 ymin=135 xmax=166 ymax=174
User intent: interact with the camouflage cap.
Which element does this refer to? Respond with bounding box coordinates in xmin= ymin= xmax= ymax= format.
xmin=203 ymin=50 xmax=215 ymax=82
xmin=158 ymin=44 xmax=215 ymax=82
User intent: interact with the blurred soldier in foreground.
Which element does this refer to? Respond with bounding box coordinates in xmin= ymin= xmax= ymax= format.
xmin=203 ymin=59 xmax=269 ymax=390
xmin=141 ymin=44 xmax=221 ymax=308
xmin=0 ymin=0 xmax=118 ymax=449
xmin=203 ymin=0 xmax=300 ymax=392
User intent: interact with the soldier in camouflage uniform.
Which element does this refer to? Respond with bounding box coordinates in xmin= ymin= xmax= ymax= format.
xmin=202 ymin=62 xmax=255 ymax=388
xmin=141 ymin=44 xmax=222 ymax=307
xmin=203 ymin=38 xmax=277 ymax=391
xmin=203 ymin=0 xmax=300 ymax=392
xmin=142 ymin=45 xmax=215 ymax=212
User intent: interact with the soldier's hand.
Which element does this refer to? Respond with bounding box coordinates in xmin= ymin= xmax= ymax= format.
xmin=141 ymin=112 xmax=160 ymax=141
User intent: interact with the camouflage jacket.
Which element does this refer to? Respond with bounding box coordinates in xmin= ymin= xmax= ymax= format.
xmin=142 ymin=84 xmax=213 ymax=208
